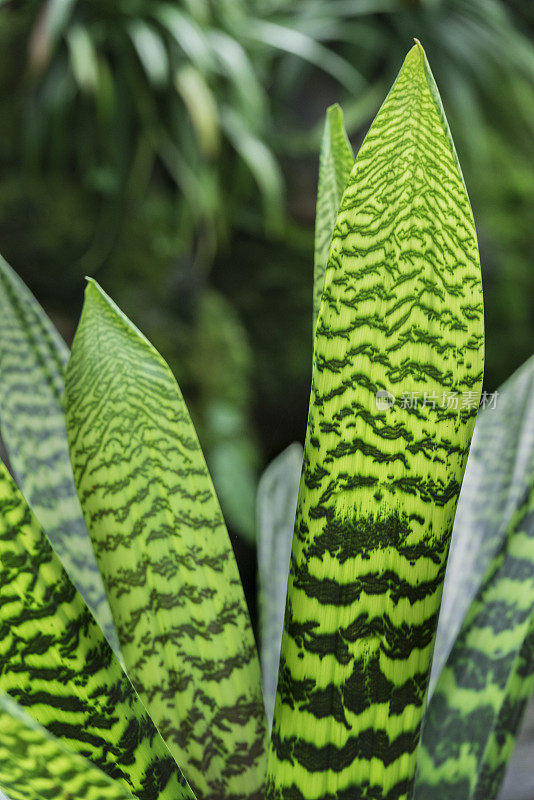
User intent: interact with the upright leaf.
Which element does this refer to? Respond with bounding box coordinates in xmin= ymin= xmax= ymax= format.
xmin=416 ymin=500 xmax=534 ymax=800
xmin=257 ymin=443 xmax=303 ymax=727
xmin=431 ymin=356 xmax=534 ymax=687
xmin=313 ymin=103 xmax=353 ymax=331
xmin=0 ymin=460 xmax=195 ymax=800
xmin=0 ymin=692 xmax=135 ymax=800
xmin=480 ymin=619 xmax=534 ymax=799
xmin=416 ymin=356 xmax=534 ymax=800
xmin=266 ymin=42 xmax=484 ymax=800
xmin=65 ymin=281 xmax=267 ymax=800
xmin=0 ymin=256 xmax=118 ymax=652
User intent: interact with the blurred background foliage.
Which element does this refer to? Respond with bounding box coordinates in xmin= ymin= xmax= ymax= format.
xmin=2 ymin=4 xmax=534 ymax=796
xmin=1 ymin=0 xmax=534 ymax=562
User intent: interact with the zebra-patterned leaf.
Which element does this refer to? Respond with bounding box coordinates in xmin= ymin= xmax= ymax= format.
xmin=0 ymin=458 xmax=195 ymax=800
xmin=416 ymin=356 xmax=534 ymax=800
xmin=313 ymin=103 xmax=353 ymax=331
xmin=0 ymin=255 xmax=118 ymax=653
xmin=64 ymin=280 xmax=267 ymax=800
xmin=431 ymin=355 xmax=534 ymax=689
xmin=257 ymin=443 xmax=303 ymax=727
xmin=0 ymin=692 xmax=135 ymax=800
xmin=416 ymin=506 xmax=534 ymax=800
xmin=266 ymin=41 xmax=484 ymax=800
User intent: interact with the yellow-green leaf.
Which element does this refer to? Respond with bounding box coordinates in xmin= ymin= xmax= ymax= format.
xmin=64 ymin=281 xmax=268 ymax=800
xmin=266 ymin=41 xmax=484 ymax=800
xmin=0 ymin=459 xmax=195 ymax=800
xmin=0 ymin=692 xmax=135 ymax=800
xmin=416 ymin=355 xmax=534 ymax=800
xmin=313 ymin=103 xmax=353 ymax=331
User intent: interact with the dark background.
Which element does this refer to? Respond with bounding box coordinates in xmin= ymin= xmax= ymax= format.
xmin=2 ymin=6 xmax=534 ymax=793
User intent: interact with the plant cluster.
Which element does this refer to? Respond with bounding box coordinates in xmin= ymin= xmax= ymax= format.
xmin=0 ymin=41 xmax=533 ymax=800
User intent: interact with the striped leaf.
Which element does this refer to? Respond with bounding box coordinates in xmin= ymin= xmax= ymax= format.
xmin=0 ymin=255 xmax=118 ymax=653
xmin=257 ymin=443 xmax=303 ymax=727
xmin=431 ymin=356 xmax=534 ymax=687
xmin=266 ymin=42 xmax=484 ymax=800
xmin=416 ymin=504 xmax=534 ymax=800
xmin=416 ymin=357 xmax=534 ymax=800
xmin=0 ymin=458 xmax=195 ymax=800
xmin=0 ymin=692 xmax=135 ymax=800
xmin=64 ymin=281 xmax=267 ymax=800
xmin=313 ymin=103 xmax=353 ymax=331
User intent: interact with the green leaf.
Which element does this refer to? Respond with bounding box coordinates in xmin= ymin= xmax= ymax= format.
xmin=220 ymin=106 xmax=284 ymax=235
xmin=242 ymin=20 xmax=363 ymax=92
xmin=431 ymin=356 xmax=534 ymax=687
xmin=257 ymin=443 xmax=303 ymax=727
xmin=207 ymin=30 xmax=267 ymax=123
xmin=128 ymin=21 xmax=169 ymax=87
xmin=0 ymin=459 xmax=195 ymax=800
xmin=416 ymin=356 xmax=534 ymax=800
xmin=0 ymin=692 xmax=135 ymax=800
xmin=28 ymin=0 xmax=77 ymax=72
xmin=154 ymin=5 xmax=214 ymax=71
xmin=64 ymin=281 xmax=268 ymax=800
xmin=66 ymin=25 xmax=99 ymax=94
xmin=416 ymin=517 xmax=534 ymax=800
xmin=0 ymin=255 xmax=119 ymax=653
xmin=313 ymin=103 xmax=354 ymax=332
xmin=175 ymin=65 xmax=220 ymax=158
xmin=266 ymin=42 xmax=484 ymax=800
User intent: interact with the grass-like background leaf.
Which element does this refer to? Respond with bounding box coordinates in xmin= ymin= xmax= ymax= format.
xmin=0 ymin=255 xmax=118 ymax=653
xmin=0 ymin=692 xmax=135 ymax=800
xmin=65 ymin=280 xmax=267 ymax=800
xmin=257 ymin=442 xmax=303 ymax=727
xmin=416 ymin=356 xmax=534 ymax=800
xmin=0 ymin=459 xmax=195 ymax=800
xmin=241 ymin=20 xmax=363 ymax=93
xmin=266 ymin=42 xmax=484 ymax=800
xmin=313 ymin=103 xmax=353 ymax=331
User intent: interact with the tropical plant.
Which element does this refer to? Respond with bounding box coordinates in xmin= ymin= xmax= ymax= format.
xmin=0 ymin=40 xmax=531 ymax=800
xmin=5 ymin=0 xmax=534 ymax=555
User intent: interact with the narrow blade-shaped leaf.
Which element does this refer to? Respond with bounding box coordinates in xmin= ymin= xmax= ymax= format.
xmin=65 ymin=281 xmax=267 ymax=800
xmin=0 ymin=692 xmax=135 ymax=800
xmin=416 ymin=356 xmax=534 ymax=800
xmin=267 ymin=42 xmax=484 ymax=800
xmin=313 ymin=103 xmax=353 ymax=331
xmin=243 ymin=20 xmax=363 ymax=92
xmin=481 ymin=620 xmax=534 ymax=799
xmin=431 ymin=355 xmax=534 ymax=687
xmin=0 ymin=255 xmax=118 ymax=652
xmin=0 ymin=459 xmax=195 ymax=800
xmin=416 ymin=504 xmax=534 ymax=800
xmin=257 ymin=443 xmax=303 ymax=726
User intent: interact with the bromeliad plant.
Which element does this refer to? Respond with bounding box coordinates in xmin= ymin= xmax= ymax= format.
xmin=0 ymin=40 xmax=532 ymax=800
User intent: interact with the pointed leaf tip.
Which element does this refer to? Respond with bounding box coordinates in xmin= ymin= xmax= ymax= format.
xmin=313 ymin=102 xmax=353 ymax=331
xmin=326 ymin=102 xmax=342 ymax=118
xmin=269 ymin=40 xmax=483 ymax=800
xmin=66 ymin=283 xmax=268 ymax=800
